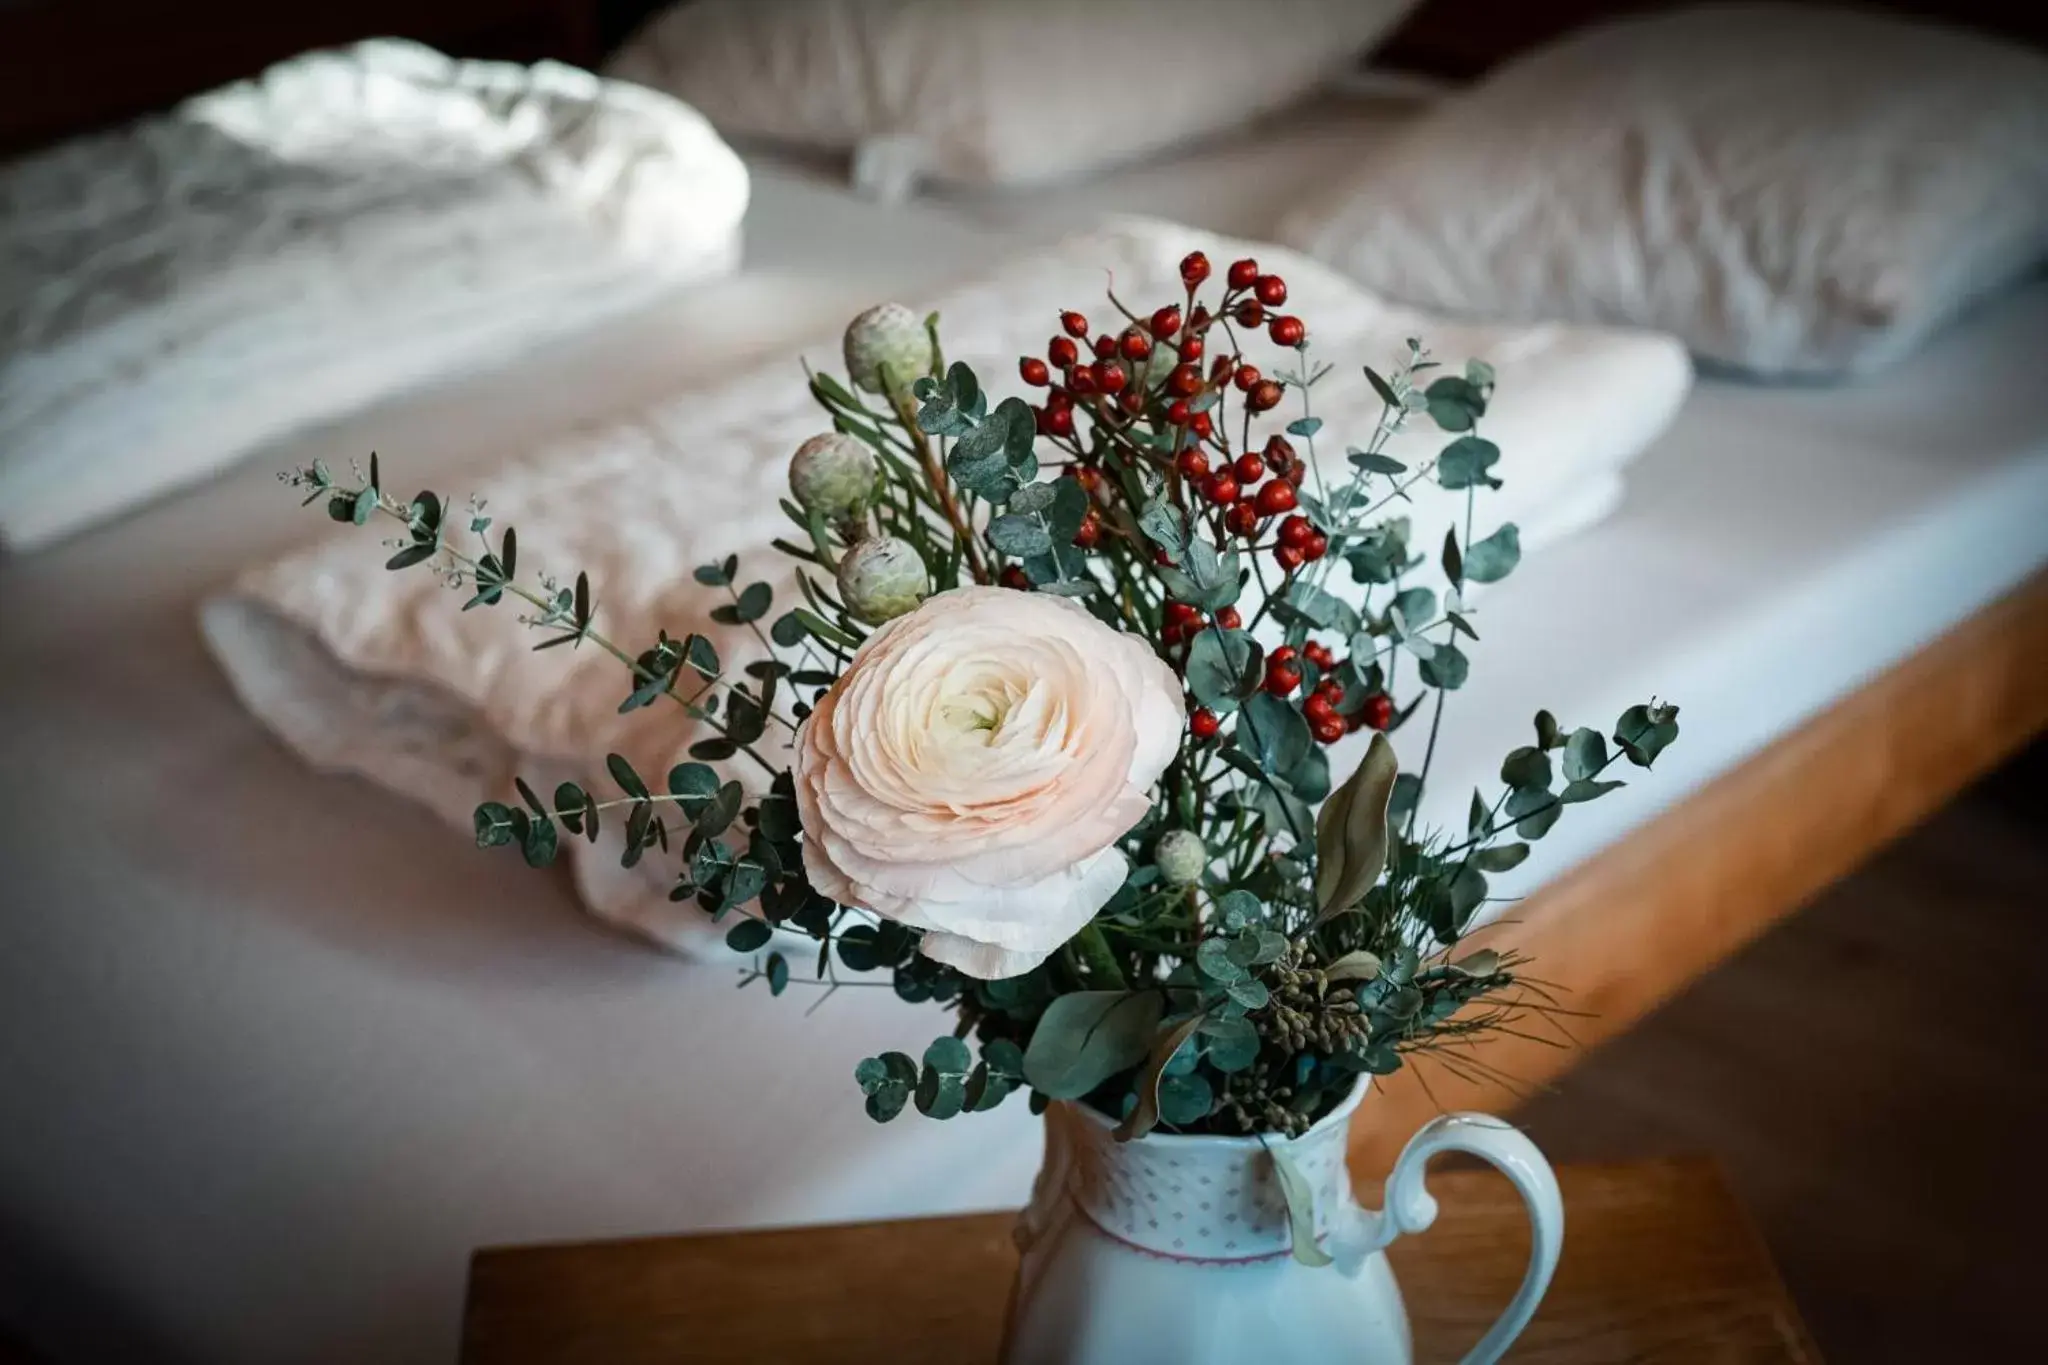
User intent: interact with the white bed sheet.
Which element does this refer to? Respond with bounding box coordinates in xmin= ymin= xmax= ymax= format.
xmin=3 ymin=125 xmax=2046 ymax=1365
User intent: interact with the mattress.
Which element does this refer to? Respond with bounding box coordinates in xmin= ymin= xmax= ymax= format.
xmin=3 ymin=127 xmax=2046 ymax=1365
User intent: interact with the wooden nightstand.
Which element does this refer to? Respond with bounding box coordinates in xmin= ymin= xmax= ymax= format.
xmin=461 ymin=1156 xmax=1822 ymax=1364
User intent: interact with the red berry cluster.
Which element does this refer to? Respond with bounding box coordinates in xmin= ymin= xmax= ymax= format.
xmin=1010 ymin=249 xmax=1356 ymax=747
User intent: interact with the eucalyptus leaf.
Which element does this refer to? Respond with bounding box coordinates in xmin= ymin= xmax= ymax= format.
xmin=1009 ymin=481 xmax=1057 ymax=515
xmin=1138 ymin=499 xmax=1188 ymax=562
xmin=1559 ymin=777 xmax=1627 ymax=804
xmin=1226 ymin=977 xmax=1271 ymax=1010
xmin=1195 ymin=938 xmax=1246 ymax=984
xmin=1500 ymin=746 xmax=1552 ymax=792
xmin=987 ymin=514 xmax=1054 ymax=558
xmin=1463 ymin=523 xmax=1521 ymax=583
xmin=726 ymin=919 xmax=773 ymax=953
xmin=855 ymin=1051 xmax=919 ymax=1123
xmin=1239 ymin=692 xmax=1312 ymax=777
xmin=1473 ymin=842 xmax=1530 ymax=873
xmin=1158 ymin=1072 xmax=1215 ymax=1128
xmin=1419 ymin=642 xmax=1468 ymax=690
xmin=1436 ymin=435 xmax=1501 ymax=489
xmin=1022 ymin=991 xmax=1164 ymax=1100
xmin=1562 ymin=727 xmax=1608 ymax=782
xmin=1184 ymin=628 xmax=1260 ymax=711
xmin=1200 ymin=1016 xmax=1261 ymax=1073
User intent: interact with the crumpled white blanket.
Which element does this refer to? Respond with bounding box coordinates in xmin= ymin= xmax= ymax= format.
xmin=201 ymin=218 xmax=1690 ymax=955
xmin=0 ymin=39 xmax=749 ymax=551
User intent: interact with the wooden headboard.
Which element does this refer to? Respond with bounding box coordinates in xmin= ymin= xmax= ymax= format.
xmin=1374 ymin=0 xmax=2048 ymax=78
xmin=4 ymin=0 xmax=2045 ymax=158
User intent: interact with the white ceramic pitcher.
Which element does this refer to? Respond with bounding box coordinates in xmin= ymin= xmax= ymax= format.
xmin=1000 ymin=1078 xmax=1562 ymax=1364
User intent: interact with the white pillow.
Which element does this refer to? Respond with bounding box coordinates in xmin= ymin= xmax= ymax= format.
xmin=0 ymin=39 xmax=750 ymax=552
xmin=202 ymin=217 xmax=1689 ymax=956
xmin=605 ymin=0 xmax=1420 ymax=195
xmin=1279 ymin=4 xmax=2048 ymax=377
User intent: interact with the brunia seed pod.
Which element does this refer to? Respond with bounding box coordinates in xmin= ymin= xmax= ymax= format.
xmin=843 ymin=303 xmax=935 ymax=395
xmin=789 ymin=433 xmax=877 ymax=521
xmin=836 ymin=536 xmax=931 ymax=624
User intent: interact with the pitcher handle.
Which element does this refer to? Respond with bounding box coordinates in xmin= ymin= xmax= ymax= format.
xmin=1350 ymin=1112 xmax=1564 ymax=1365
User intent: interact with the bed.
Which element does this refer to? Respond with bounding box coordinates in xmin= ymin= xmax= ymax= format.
xmin=2 ymin=7 xmax=2044 ymax=1365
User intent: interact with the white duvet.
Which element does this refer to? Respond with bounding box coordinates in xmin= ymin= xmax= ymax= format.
xmin=202 ymin=219 xmax=1690 ymax=954
xmin=0 ymin=39 xmax=749 ymax=551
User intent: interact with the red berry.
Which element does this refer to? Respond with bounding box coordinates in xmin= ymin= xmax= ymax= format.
xmin=1274 ymin=543 xmax=1305 ymax=572
xmin=1216 ymin=606 xmax=1242 ymax=630
xmin=1304 ymin=695 xmax=1337 ymax=725
xmin=1177 ymin=336 xmax=1205 ymax=362
xmin=1181 ymin=252 xmax=1212 ymax=288
xmin=1283 ymin=459 xmax=1306 ymax=487
xmin=1073 ymin=509 xmax=1102 ymax=549
xmin=1363 ymin=693 xmax=1394 ymax=731
xmin=1255 ymin=480 xmax=1298 ymax=515
xmin=1061 ymin=310 xmax=1090 ymax=338
xmin=1044 ymin=405 xmax=1074 ymax=437
xmin=1165 ymin=399 xmax=1192 ymax=425
xmin=1234 ymin=300 xmax=1265 ymax=328
xmin=1165 ymin=601 xmax=1200 ymax=625
xmin=1120 ymin=329 xmax=1153 ymax=361
xmin=1094 ymin=333 xmax=1118 ymax=359
xmin=1270 ymin=646 xmax=1298 ymax=664
xmin=1233 ymin=364 xmax=1261 ymax=392
xmin=1264 ymin=663 xmax=1302 ymax=696
xmin=1094 ymin=361 xmax=1128 ymax=394
xmin=1188 ymin=304 xmax=1213 ymax=331
xmin=1313 ymin=715 xmax=1345 ymax=744
xmin=1120 ymin=389 xmax=1145 ymax=415
xmin=1227 ymin=258 xmax=1260 ymax=290
xmin=1201 ymin=472 xmax=1240 ymax=505
xmin=1263 ymin=434 xmax=1296 ymax=472
xmin=1233 ymin=453 xmax=1265 ymax=483
xmin=1279 ymin=514 xmax=1313 ymax=549
xmin=1068 ymin=366 xmax=1098 ymax=396
xmin=1190 ymin=707 xmax=1222 ymax=739
xmin=1000 ymin=564 xmax=1030 ymax=590
xmin=1048 ymin=336 xmax=1079 ymax=369
xmin=1168 ymin=363 xmax=1202 ymax=398
xmin=1225 ymin=503 xmax=1261 ymax=536
xmin=1190 ymin=411 xmax=1214 ymax=439
xmin=1176 ymin=448 xmax=1211 ymax=479
xmin=1269 ymin=315 xmax=1306 ymax=347
xmin=1247 ymin=380 xmax=1284 ymax=413
xmin=1303 ymin=531 xmax=1328 ymax=561
xmin=1304 ymin=641 xmax=1335 ymax=670
xmin=1019 ymin=356 xmax=1050 ymax=386
xmin=1150 ymin=305 xmax=1183 ymax=339
xmin=1255 ymin=274 xmax=1288 ymax=307
xmin=1073 ymin=465 xmax=1104 ymax=495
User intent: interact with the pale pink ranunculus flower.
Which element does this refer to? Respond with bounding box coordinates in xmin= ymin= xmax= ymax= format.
xmin=792 ymin=585 xmax=1184 ymax=979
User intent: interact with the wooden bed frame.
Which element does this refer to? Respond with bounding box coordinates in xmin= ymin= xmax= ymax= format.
xmin=5 ymin=0 xmax=2042 ymax=1164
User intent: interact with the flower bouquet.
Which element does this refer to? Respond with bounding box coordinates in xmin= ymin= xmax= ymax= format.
xmin=286 ymin=247 xmax=1679 ymax=1361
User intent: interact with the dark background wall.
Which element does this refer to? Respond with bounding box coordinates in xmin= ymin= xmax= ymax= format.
xmin=4 ymin=0 xmax=2045 ymax=158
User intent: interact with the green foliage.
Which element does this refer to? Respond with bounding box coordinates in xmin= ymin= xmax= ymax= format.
xmin=1023 ymin=991 xmax=1164 ymax=1100
xmin=285 ymin=274 xmax=1685 ymax=1148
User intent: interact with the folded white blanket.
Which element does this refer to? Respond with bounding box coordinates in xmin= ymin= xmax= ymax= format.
xmin=0 ymin=39 xmax=749 ymax=552
xmin=202 ymin=218 xmax=1690 ymax=953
